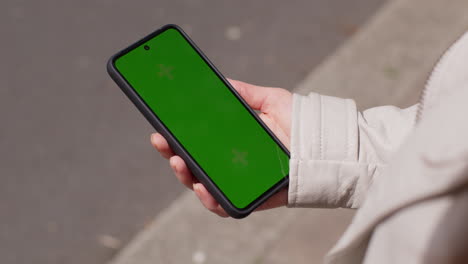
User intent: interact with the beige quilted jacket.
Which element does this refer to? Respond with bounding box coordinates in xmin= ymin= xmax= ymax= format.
xmin=288 ymin=31 xmax=468 ymax=263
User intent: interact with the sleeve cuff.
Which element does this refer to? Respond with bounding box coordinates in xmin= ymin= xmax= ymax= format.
xmin=287 ymin=93 xmax=360 ymax=208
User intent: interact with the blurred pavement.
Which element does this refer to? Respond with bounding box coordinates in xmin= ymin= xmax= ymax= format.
xmin=0 ymin=1 xmax=386 ymax=264
xmin=109 ymin=0 xmax=468 ymax=263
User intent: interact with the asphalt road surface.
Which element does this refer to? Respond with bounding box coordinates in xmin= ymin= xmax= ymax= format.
xmin=0 ymin=1 xmax=385 ymax=263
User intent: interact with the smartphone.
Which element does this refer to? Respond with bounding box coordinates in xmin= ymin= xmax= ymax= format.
xmin=107 ymin=24 xmax=289 ymax=218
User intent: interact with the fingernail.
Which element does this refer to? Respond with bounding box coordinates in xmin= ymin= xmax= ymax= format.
xmin=171 ymin=162 xmax=178 ymax=173
xmin=193 ymin=184 xmax=201 ymax=196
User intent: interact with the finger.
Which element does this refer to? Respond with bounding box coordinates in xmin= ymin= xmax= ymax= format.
xmin=151 ymin=133 xmax=175 ymax=159
xmin=227 ymin=79 xmax=273 ymax=111
xmin=169 ymin=156 xmax=197 ymax=190
xmin=194 ymin=183 xmax=229 ymax=218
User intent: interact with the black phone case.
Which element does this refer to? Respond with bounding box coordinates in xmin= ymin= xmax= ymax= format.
xmin=106 ymin=24 xmax=289 ymax=218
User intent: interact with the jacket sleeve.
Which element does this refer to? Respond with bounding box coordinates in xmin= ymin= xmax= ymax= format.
xmin=287 ymin=93 xmax=417 ymax=209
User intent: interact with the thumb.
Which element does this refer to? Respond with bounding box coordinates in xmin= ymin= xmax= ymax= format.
xmin=227 ymin=79 xmax=272 ymax=111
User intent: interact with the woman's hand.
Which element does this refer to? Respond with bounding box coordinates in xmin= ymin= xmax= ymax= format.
xmin=151 ymin=79 xmax=292 ymax=217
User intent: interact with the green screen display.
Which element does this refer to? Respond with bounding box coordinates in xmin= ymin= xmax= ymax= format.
xmin=114 ymin=27 xmax=289 ymax=208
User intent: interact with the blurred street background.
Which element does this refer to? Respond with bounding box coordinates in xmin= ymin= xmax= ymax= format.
xmin=8 ymin=0 xmax=462 ymax=263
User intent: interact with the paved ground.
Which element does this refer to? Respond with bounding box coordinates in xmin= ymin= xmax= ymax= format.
xmin=110 ymin=0 xmax=468 ymax=263
xmin=0 ymin=1 xmax=385 ymax=264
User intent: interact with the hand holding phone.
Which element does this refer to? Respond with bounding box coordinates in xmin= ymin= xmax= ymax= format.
xmin=108 ymin=25 xmax=290 ymax=218
xmin=151 ymin=79 xmax=292 ymax=217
